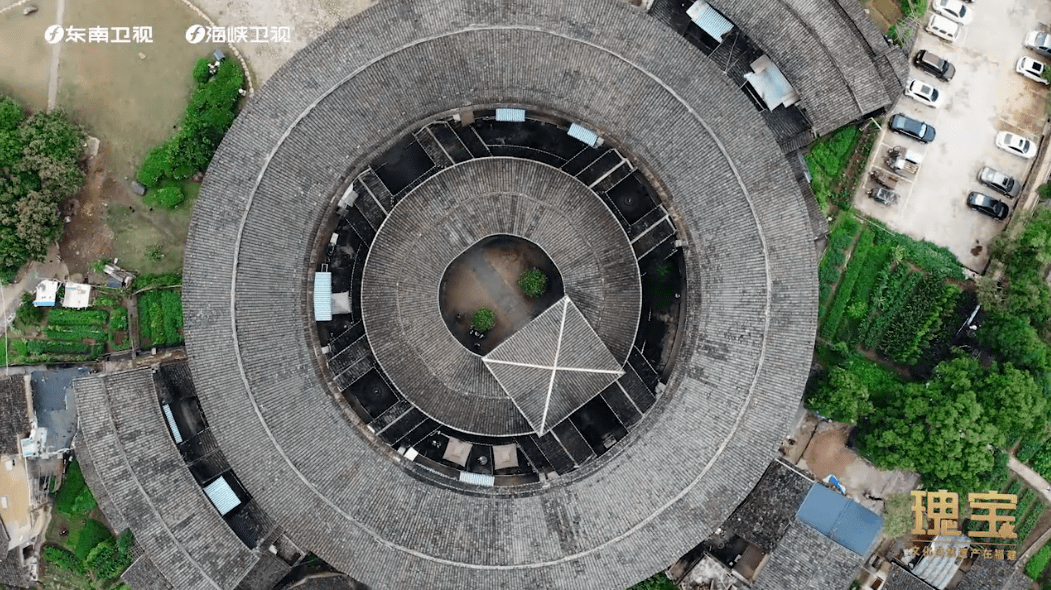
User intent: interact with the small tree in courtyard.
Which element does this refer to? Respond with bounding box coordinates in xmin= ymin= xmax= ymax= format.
xmin=471 ymin=308 xmax=495 ymax=332
xmin=518 ymin=268 xmax=548 ymax=298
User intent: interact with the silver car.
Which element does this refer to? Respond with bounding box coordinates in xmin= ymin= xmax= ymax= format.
xmin=977 ymin=166 xmax=1021 ymax=198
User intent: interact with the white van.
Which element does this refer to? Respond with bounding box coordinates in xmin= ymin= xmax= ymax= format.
xmin=926 ymin=14 xmax=960 ymax=43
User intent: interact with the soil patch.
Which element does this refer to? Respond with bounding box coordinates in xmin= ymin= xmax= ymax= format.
xmin=58 ymin=150 xmax=115 ymax=275
xmin=440 ymin=235 xmax=563 ymax=354
xmin=803 ymin=424 xmax=857 ymax=479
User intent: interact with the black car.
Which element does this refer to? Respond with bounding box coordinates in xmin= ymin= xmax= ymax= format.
xmin=967 ymin=192 xmax=1009 ymax=220
xmin=889 ymin=114 xmax=936 ymax=143
xmin=913 ymin=49 xmax=956 ymax=82
xmin=977 ymin=166 xmax=1021 ymax=198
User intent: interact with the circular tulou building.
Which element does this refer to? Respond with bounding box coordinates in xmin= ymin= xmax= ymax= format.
xmin=74 ymin=0 xmax=897 ymax=587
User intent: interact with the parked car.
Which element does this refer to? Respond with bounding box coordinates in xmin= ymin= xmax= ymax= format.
xmin=1016 ymin=56 xmax=1050 ymax=85
xmin=977 ymin=166 xmax=1022 ymax=198
xmin=995 ymin=131 xmax=1038 ymax=159
xmin=932 ymin=0 xmax=972 ymax=24
xmin=889 ymin=113 xmax=936 ymax=143
xmin=967 ymin=192 xmax=1009 ymax=220
xmin=904 ymin=79 xmax=943 ymax=107
xmin=913 ymin=50 xmax=956 ymax=81
xmin=926 ymin=14 xmax=960 ymax=43
xmin=1025 ymin=31 xmax=1051 ymax=58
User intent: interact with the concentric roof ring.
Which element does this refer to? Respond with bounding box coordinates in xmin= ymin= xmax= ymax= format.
xmin=361 ymin=157 xmax=641 ymax=437
xmin=183 ymin=0 xmax=818 ymax=587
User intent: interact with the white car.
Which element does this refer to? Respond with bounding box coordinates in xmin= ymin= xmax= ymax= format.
xmin=926 ymin=14 xmax=960 ymax=43
xmin=995 ymin=131 xmax=1038 ymax=159
xmin=904 ymin=79 xmax=943 ymax=108
xmin=1017 ymin=57 xmax=1050 ymax=85
xmin=932 ymin=0 xmax=972 ymax=25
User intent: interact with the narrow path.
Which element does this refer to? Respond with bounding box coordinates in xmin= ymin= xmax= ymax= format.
xmin=126 ymin=294 xmax=139 ymax=355
xmin=46 ymin=0 xmax=65 ymax=111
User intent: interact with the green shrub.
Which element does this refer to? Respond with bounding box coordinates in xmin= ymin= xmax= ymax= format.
xmin=471 ymin=308 xmax=495 ymax=332
xmin=85 ymin=529 xmax=134 ymax=580
xmin=109 ymin=306 xmax=129 ymax=332
xmin=148 ymin=185 xmax=185 ymax=209
xmin=628 ymin=573 xmax=677 ymax=590
xmin=1018 ymin=438 xmax=1047 ymax=462
xmin=1028 ymin=545 xmax=1051 ymax=579
xmin=74 ymin=519 xmax=114 ymax=560
xmin=136 ymin=141 xmax=172 ymax=187
xmin=92 ymin=294 xmax=117 ymax=308
xmin=518 ymin=268 xmax=548 ymax=298
xmin=43 ymin=546 xmax=82 ymax=573
xmin=1038 ymin=182 xmax=1051 ymax=200
xmin=192 ymin=57 xmax=211 ymax=83
xmin=54 ymin=459 xmax=97 ymax=517
xmin=132 ymin=273 xmax=182 ymax=290
xmin=14 ymin=292 xmax=42 ymax=325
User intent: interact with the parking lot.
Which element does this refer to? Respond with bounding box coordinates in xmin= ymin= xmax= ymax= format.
xmin=853 ymin=0 xmax=1051 ymax=272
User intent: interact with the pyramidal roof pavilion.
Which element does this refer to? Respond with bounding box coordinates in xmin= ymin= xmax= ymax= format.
xmin=483 ymin=297 xmax=623 ymax=435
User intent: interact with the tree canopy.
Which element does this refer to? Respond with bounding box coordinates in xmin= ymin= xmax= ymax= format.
xmin=0 ymin=96 xmax=85 ymax=281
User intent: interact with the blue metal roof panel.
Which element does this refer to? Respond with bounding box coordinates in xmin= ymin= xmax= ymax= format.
xmin=203 ymin=475 xmax=241 ymax=516
xmin=496 ymin=108 xmax=526 ymax=122
xmin=567 ymin=123 xmax=599 ymax=147
xmin=162 ymin=404 xmax=183 ymax=444
xmin=687 ymin=2 xmax=733 ymax=42
xmin=314 ymin=272 xmax=332 ymax=321
xmin=459 ymin=471 xmax=495 ymax=487
xmin=796 ymin=483 xmax=848 ymax=536
xmin=830 ymin=499 xmax=883 ymax=555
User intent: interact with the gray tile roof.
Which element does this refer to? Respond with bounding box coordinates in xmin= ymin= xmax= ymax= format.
xmin=885 ymin=563 xmax=937 ymax=590
xmin=0 ymin=548 xmax=32 ymax=589
xmin=121 ymin=555 xmax=175 ymax=590
xmin=180 ymin=0 xmax=818 ymax=588
xmin=484 ymin=297 xmax=623 ymax=434
xmin=73 ymin=369 xmax=259 ymax=589
xmin=0 ymin=375 xmax=29 ymax=455
xmin=956 ymin=557 xmax=1031 ymax=590
xmin=751 ymin=522 xmax=866 ymax=590
xmin=706 ymin=0 xmax=905 ymax=135
xmin=721 ymin=459 xmax=813 ymax=552
xmin=360 ymin=158 xmax=640 ymax=436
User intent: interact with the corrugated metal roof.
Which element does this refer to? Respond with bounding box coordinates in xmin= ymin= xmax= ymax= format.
xmin=203 ymin=475 xmax=241 ymax=516
xmin=686 ymin=1 xmax=733 ymax=42
xmin=314 ymin=272 xmax=332 ymax=321
xmin=162 ymin=404 xmax=183 ymax=444
xmin=567 ymin=123 xmax=599 ymax=147
xmin=744 ymin=55 xmax=800 ymax=111
xmin=458 ymin=471 xmax=495 ymax=487
xmin=796 ymin=483 xmax=882 ymax=556
xmin=911 ymin=536 xmax=968 ymax=589
xmin=496 ymin=108 xmax=526 ymax=122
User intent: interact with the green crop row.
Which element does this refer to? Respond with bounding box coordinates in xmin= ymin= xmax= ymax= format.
xmin=138 ymin=289 xmax=184 ymax=347
xmin=45 ymin=324 xmax=108 ymax=342
xmin=109 ymin=306 xmax=128 ymax=332
xmin=47 ymin=308 xmax=107 ymax=326
xmin=1017 ymin=504 xmax=1045 ymax=546
xmin=26 ymin=340 xmax=90 ymax=355
xmin=870 ymin=222 xmax=964 ymax=280
xmin=821 ymin=229 xmax=874 ymax=340
xmin=861 ymin=267 xmax=921 ymax=350
xmin=877 ymin=277 xmax=960 ymax=365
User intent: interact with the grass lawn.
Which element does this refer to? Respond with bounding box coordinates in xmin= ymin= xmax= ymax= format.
xmin=0 ymin=0 xmax=57 ymax=112
xmin=54 ymin=0 xmax=209 ymax=275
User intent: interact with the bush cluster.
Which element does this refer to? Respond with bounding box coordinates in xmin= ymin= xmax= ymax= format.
xmin=471 ymin=308 xmax=495 ymax=332
xmin=53 ymin=459 xmax=97 ymax=518
xmin=0 ymin=96 xmax=86 ymax=279
xmin=136 ymin=59 xmax=244 ymax=187
xmin=518 ymin=268 xmax=548 ymax=298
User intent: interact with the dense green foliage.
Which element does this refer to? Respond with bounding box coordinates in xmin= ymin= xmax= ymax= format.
xmin=627 ymin=573 xmax=677 ymax=590
xmin=820 ymin=228 xmax=872 ymax=340
xmin=518 ymin=268 xmax=548 ymax=298
xmin=14 ymin=292 xmax=41 ymax=325
xmin=43 ymin=546 xmax=83 ymax=573
xmin=805 ymin=126 xmax=860 ymax=212
xmin=54 ymin=459 xmax=97 ymax=518
xmin=131 ymin=272 xmax=182 ymax=290
xmin=1027 ymin=545 xmax=1051 ymax=579
xmin=807 ymin=365 xmax=874 ymax=425
xmin=0 ymin=96 xmax=86 ymax=279
xmin=985 ymin=209 xmax=1051 ymax=326
xmin=138 ymin=289 xmax=184 ymax=346
xmin=74 ymin=519 xmax=114 ymax=560
xmin=136 ymin=58 xmax=244 ymax=187
xmin=47 ymin=308 xmax=107 ymax=326
xmin=471 ymin=308 xmax=495 ymax=332
xmin=145 ymin=184 xmax=185 ymax=209
xmin=870 ymin=222 xmax=964 ymax=279
xmin=109 ymin=306 xmax=129 ymax=332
